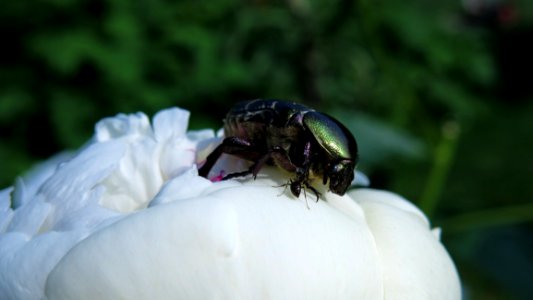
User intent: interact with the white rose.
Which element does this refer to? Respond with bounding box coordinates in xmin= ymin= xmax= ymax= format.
xmin=0 ymin=108 xmax=461 ymax=299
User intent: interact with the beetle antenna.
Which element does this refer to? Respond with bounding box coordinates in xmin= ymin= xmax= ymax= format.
xmin=277 ymin=182 xmax=290 ymax=197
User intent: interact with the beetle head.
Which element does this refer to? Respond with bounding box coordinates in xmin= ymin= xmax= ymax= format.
xmin=327 ymin=160 xmax=355 ymax=195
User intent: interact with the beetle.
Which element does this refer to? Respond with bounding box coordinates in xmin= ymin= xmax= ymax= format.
xmin=198 ymin=99 xmax=358 ymax=199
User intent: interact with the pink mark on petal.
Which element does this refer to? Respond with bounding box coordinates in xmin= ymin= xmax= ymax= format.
xmin=211 ymin=170 xmax=226 ymax=182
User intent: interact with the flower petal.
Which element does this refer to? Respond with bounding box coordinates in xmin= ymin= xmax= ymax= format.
xmin=350 ymin=189 xmax=461 ymax=300
xmin=0 ymin=230 xmax=88 ymax=300
xmin=0 ymin=188 xmax=14 ymax=232
xmin=1 ymin=107 xmax=461 ymax=300
xmin=152 ymin=107 xmax=190 ymax=142
xmin=95 ymin=112 xmax=152 ymax=142
xmin=46 ymin=182 xmax=383 ymax=299
xmin=148 ymin=167 xmax=212 ymax=207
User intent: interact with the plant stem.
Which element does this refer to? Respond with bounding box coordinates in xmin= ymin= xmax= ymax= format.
xmin=438 ymin=203 xmax=533 ymax=234
xmin=420 ymin=121 xmax=460 ymax=218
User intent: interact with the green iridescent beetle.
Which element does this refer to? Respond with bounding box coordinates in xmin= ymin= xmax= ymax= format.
xmin=198 ymin=99 xmax=359 ymax=199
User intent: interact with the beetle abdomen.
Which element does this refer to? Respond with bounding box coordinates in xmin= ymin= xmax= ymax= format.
xmin=224 ymin=116 xmax=268 ymax=145
xmin=227 ymin=100 xmax=312 ymax=126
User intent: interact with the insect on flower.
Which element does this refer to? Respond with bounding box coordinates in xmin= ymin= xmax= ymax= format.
xmin=199 ymin=99 xmax=358 ymax=200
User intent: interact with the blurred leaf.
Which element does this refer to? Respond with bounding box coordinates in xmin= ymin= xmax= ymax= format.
xmin=332 ymin=111 xmax=426 ymax=167
xmin=50 ymin=92 xmax=97 ymax=147
xmin=0 ymin=89 xmax=33 ymax=123
xmin=29 ymin=29 xmax=105 ymax=74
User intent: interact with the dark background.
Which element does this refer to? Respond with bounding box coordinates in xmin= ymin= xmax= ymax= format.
xmin=1 ymin=0 xmax=532 ymax=298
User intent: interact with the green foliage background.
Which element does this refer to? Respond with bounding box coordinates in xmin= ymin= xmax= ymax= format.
xmin=1 ymin=0 xmax=532 ymax=298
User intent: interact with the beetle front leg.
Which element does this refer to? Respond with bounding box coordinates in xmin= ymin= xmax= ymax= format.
xmin=294 ymin=142 xmax=320 ymax=200
xmin=293 ymin=142 xmax=312 ymax=180
xmin=304 ymin=182 xmax=321 ymax=202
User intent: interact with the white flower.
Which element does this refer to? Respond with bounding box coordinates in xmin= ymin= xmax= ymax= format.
xmin=0 ymin=107 xmax=461 ymax=300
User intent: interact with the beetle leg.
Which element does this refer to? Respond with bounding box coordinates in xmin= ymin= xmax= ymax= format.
xmin=300 ymin=142 xmax=320 ymax=201
xmin=304 ymin=182 xmax=321 ymax=202
xmin=198 ymin=137 xmax=257 ymax=178
xmin=222 ymin=151 xmax=271 ymax=180
xmin=250 ymin=146 xmax=295 ymax=179
xmin=250 ymin=152 xmax=273 ymax=179
xmin=295 ymin=141 xmax=312 ymax=179
xmin=302 ymin=142 xmax=312 ymax=165
xmin=289 ymin=178 xmax=301 ymax=197
xmin=221 ymin=170 xmax=250 ymax=180
xmin=287 ymin=176 xmax=320 ymax=203
xmin=297 ymin=176 xmax=321 ymax=202
xmin=224 ymin=146 xmax=289 ymax=180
